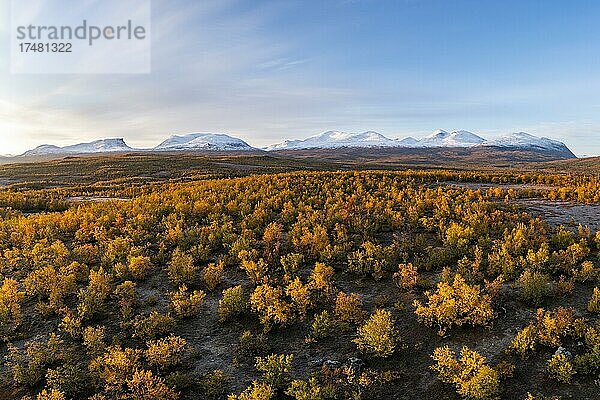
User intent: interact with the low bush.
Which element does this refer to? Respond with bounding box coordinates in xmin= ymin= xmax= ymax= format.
xmin=353 ymin=309 xmax=397 ymax=358
xmin=127 ymin=255 xmax=153 ymax=281
xmin=414 ymin=274 xmax=495 ymax=335
xmin=145 ymin=335 xmax=189 ymax=370
xmin=587 ymin=287 xmax=600 ymax=313
xmin=431 ymin=346 xmax=499 ymax=400
xmin=167 ymin=249 xmax=199 ymax=286
xmin=169 ymin=286 xmax=205 ymax=318
xmin=255 ymin=354 xmax=294 ymax=389
xmin=199 ymin=369 xmax=229 ymax=398
xmin=237 ymin=331 xmax=269 ymax=357
xmin=334 ymin=292 xmax=365 ymax=324
xmin=203 ymin=261 xmax=224 ymax=291
xmin=132 ymin=312 xmax=176 ymax=341
xmin=228 ymin=381 xmax=274 ymax=400
xmin=310 ymin=311 xmax=337 ymax=340
xmin=83 ymin=326 xmax=106 ymax=358
xmin=219 ymin=285 xmax=247 ymax=322
xmin=393 ymin=263 xmax=419 ymax=290
xmin=517 ymin=270 xmax=550 ymax=306
xmin=547 ymin=353 xmax=575 ymax=383
xmin=250 ymin=284 xmax=292 ymax=330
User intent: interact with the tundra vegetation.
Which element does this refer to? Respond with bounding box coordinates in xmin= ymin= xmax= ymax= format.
xmin=0 ymin=158 xmax=599 ymax=399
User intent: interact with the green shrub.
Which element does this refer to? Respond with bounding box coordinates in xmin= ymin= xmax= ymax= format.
xmin=24 ymin=266 xmax=76 ymax=313
xmin=77 ymin=268 xmax=114 ymax=320
xmin=6 ymin=334 xmax=64 ymax=387
xmin=510 ymin=308 xmax=576 ymax=359
xmin=250 ymin=284 xmax=292 ymax=330
xmin=83 ymin=326 xmax=106 ymax=358
xmin=393 ymin=263 xmax=419 ymax=290
xmin=310 ymin=311 xmax=337 ymax=340
xmin=127 ymin=255 xmax=153 ymax=281
xmin=573 ymin=346 xmax=600 ymax=375
xmin=334 ymin=292 xmax=364 ymax=324
xmin=126 ymin=369 xmax=178 ymax=400
xmin=280 ymin=253 xmax=304 ymax=278
xmin=255 ymin=354 xmax=294 ymax=389
xmin=35 ymin=389 xmax=67 ymax=400
xmin=286 ymin=378 xmax=336 ymax=400
xmin=286 ymin=277 xmax=312 ymax=321
xmin=511 ymin=324 xmax=537 ymax=359
xmin=114 ymin=281 xmax=137 ymax=319
xmin=203 ymin=261 xmax=224 ymax=291
xmin=45 ymin=364 xmax=89 ymax=397
xmin=237 ymin=331 xmax=269 ymax=357
xmin=219 ymin=285 xmax=247 ymax=321
xmin=89 ymin=345 xmax=142 ymax=394
xmin=518 ymin=270 xmax=550 ymax=306
xmin=199 ymin=369 xmax=230 ymax=398
xmin=347 ymin=242 xmax=386 ymax=280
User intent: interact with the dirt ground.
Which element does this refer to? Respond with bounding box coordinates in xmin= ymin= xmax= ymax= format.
xmin=514 ymin=199 xmax=600 ymax=232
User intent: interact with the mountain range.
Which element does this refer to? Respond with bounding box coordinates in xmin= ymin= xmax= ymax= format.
xmin=18 ymin=130 xmax=576 ymax=159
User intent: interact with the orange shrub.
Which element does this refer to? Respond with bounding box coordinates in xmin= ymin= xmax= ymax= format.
xmin=334 ymin=292 xmax=364 ymax=324
xmin=203 ymin=261 xmax=224 ymax=291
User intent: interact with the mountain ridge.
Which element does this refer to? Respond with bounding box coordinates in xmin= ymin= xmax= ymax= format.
xmin=22 ymin=138 xmax=132 ymax=157
xmin=18 ymin=130 xmax=576 ymax=159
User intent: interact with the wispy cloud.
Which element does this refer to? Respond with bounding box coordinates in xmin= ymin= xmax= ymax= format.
xmin=0 ymin=0 xmax=364 ymax=153
xmin=1 ymin=0 xmax=600 ymax=155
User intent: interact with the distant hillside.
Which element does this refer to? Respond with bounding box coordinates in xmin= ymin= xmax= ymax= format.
xmin=0 ymin=147 xmax=592 ymax=192
xmin=533 ymin=155 xmax=600 ymax=173
xmin=271 ymin=146 xmax=578 ymax=169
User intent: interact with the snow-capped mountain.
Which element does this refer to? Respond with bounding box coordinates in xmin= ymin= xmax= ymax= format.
xmin=415 ymin=130 xmax=485 ymax=148
xmin=265 ymin=131 xmax=397 ymax=150
xmin=479 ymin=132 xmax=575 ymax=158
xmin=481 ymin=132 xmax=567 ymax=151
xmin=154 ymin=133 xmax=255 ymax=151
xmin=267 ymin=129 xmax=486 ymax=150
xmin=22 ymin=138 xmax=133 ymax=156
xmin=396 ymin=136 xmax=419 ymax=146
xmin=264 ymin=129 xmax=575 ymax=157
xmin=19 ymin=133 xmax=255 ymax=156
xmin=16 ymin=130 xmax=575 ymax=159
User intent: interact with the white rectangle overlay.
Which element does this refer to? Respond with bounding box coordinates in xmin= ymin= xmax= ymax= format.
xmin=10 ymin=0 xmax=151 ymax=74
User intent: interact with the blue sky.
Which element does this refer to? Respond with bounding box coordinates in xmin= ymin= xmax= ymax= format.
xmin=2 ymin=0 xmax=600 ymax=155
